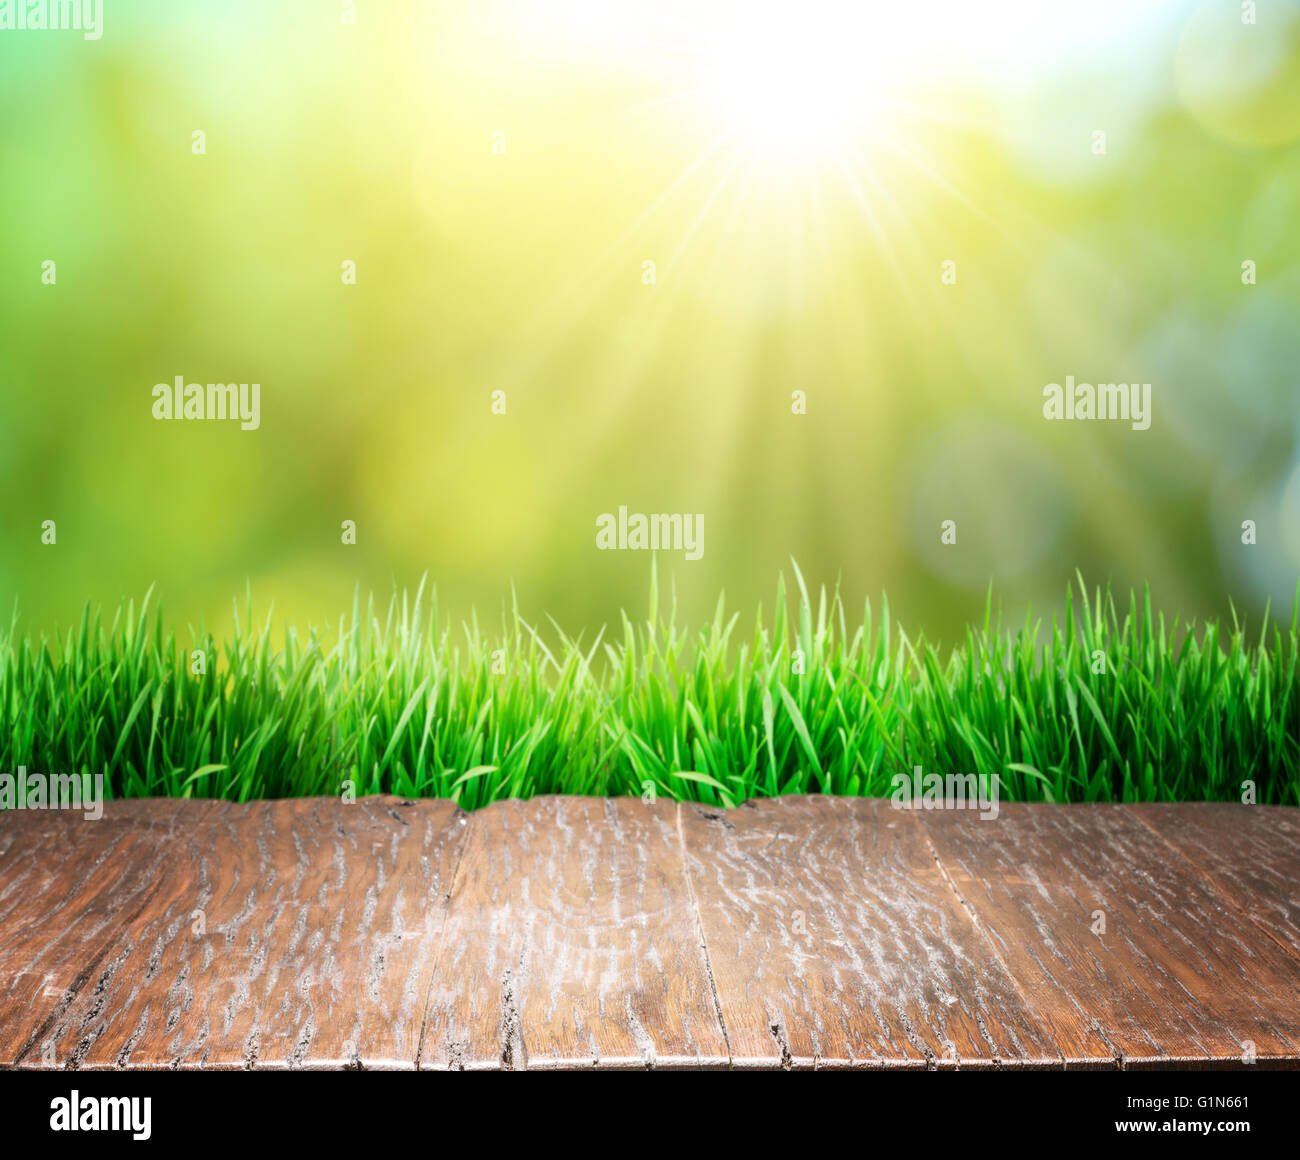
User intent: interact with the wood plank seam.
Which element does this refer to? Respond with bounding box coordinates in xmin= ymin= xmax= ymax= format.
xmin=1123 ymin=805 xmax=1300 ymax=968
xmin=918 ymin=804 xmax=1300 ymax=1068
xmin=414 ymin=797 xmax=731 ymax=1070
xmin=677 ymin=797 xmax=1067 ymax=1069
xmin=5 ymin=799 xmax=1297 ymax=1070
xmin=918 ymin=813 xmax=1125 ymax=1068
xmin=8 ymin=799 xmax=478 ymax=1071
xmin=908 ymin=811 xmax=1073 ymax=1070
xmin=673 ymin=802 xmax=735 ymax=1070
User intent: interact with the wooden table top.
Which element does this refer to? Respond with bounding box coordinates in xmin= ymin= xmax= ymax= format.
xmin=1 ymin=796 xmax=1297 ymax=1070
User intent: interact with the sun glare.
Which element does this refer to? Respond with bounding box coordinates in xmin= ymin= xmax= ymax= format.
xmin=697 ymin=3 xmax=888 ymax=164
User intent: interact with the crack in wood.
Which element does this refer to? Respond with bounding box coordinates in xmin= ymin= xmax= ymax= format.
xmin=1 ymin=797 xmax=1296 ymax=1070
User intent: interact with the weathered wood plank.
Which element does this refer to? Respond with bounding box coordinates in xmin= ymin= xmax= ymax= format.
xmin=1128 ymin=803 xmax=1300 ymax=956
xmin=0 ymin=801 xmax=210 ymax=1067
xmin=418 ymin=796 xmax=729 ymax=1069
xmin=680 ymin=795 xmax=1062 ymax=1068
xmin=6 ymin=797 xmax=469 ymax=1070
xmin=4 ymin=797 xmax=1298 ymax=1070
xmin=921 ymin=803 xmax=1300 ymax=1068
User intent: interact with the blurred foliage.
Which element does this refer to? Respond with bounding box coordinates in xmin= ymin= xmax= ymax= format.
xmin=1 ymin=0 xmax=1299 ymax=645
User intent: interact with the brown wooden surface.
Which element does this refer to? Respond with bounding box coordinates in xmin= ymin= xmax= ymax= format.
xmin=0 ymin=801 xmax=212 ymax=1069
xmin=680 ymin=796 xmax=1060 ymax=1068
xmin=419 ymin=796 xmax=728 ymax=1069
xmin=2 ymin=798 xmax=468 ymax=1070
xmin=1 ymin=796 xmax=1297 ymax=1069
xmin=1129 ymin=803 xmax=1300 ymax=956
xmin=922 ymin=802 xmax=1300 ymax=1068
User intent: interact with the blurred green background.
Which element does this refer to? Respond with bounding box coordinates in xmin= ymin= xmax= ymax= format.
xmin=2 ymin=0 xmax=1300 ymax=643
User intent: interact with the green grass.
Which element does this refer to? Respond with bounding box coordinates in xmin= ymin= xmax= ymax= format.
xmin=2 ymin=565 xmax=1297 ymax=807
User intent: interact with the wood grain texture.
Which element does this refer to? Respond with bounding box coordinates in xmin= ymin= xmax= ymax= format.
xmin=418 ymin=796 xmax=729 ymax=1069
xmin=0 ymin=801 xmax=211 ymax=1068
xmin=921 ymin=803 xmax=1300 ymax=1068
xmin=2 ymin=797 xmax=469 ymax=1069
xmin=1128 ymin=803 xmax=1300 ymax=956
xmin=680 ymin=795 xmax=1061 ymax=1068
xmin=2 ymin=796 xmax=1298 ymax=1069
